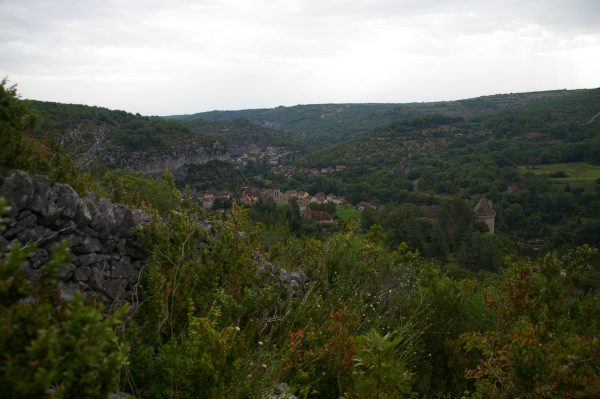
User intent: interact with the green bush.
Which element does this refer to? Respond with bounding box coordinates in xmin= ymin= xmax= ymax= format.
xmin=0 ymin=199 xmax=129 ymax=397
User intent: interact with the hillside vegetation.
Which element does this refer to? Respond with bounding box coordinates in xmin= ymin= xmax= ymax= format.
xmin=168 ymin=89 xmax=579 ymax=147
xmin=241 ymin=89 xmax=600 ymax=269
xmin=29 ymin=100 xmax=222 ymax=154
xmin=174 ymin=116 xmax=304 ymax=151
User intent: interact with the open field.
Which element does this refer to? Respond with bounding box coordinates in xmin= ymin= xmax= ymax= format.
xmin=518 ymin=162 xmax=600 ymax=183
xmin=337 ymin=206 xmax=361 ymax=221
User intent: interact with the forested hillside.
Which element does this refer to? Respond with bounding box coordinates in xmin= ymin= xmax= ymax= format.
xmin=304 ymin=88 xmax=600 ymax=167
xmin=25 ymin=100 xmax=300 ymax=188
xmin=174 ymin=116 xmax=305 ymax=151
xmin=168 ymin=89 xmax=579 ymax=147
xmin=29 ymin=100 xmax=222 ymax=154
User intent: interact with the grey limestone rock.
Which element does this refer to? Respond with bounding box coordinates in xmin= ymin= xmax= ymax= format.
xmin=88 ymin=267 xmax=105 ymax=290
xmin=29 ymin=174 xmax=50 ymax=215
xmin=58 ymin=263 xmax=76 ymax=280
xmin=113 ymin=204 xmax=135 ymax=237
xmin=1 ymin=170 xmax=159 ymax=308
xmin=93 ymin=198 xmax=116 ymax=235
xmin=71 ymin=236 xmax=103 ymax=254
xmin=56 ymin=220 xmax=77 ymax=235
xmin=73 ymin=266 xmax=92 ymax=282
xmin=132 ymin=208 xmax=150 ymax=226
xmin=17 ymin=225 xmax=57 ymax=247
xmin=0 ymin=169 xmax=34 ymax=217
xmin=4 ymin=212 xmax=37 ymax=238
xmin=58 ymin=282 xmax=82 ymax=302
xmin=29 ymin=248 xmax=49 ymax=269
xmin=110 ymin=259 xmax=134 ymax=279
xmin=264 ymin=383 xmax=298 ymax=399
xmin=74 ymin=199 xmax=92 ymax=228
xmin=278 ymin=268 xmax=291 ymax=285
xmin=102 ymin=278 xmax=127 ymax=301
xmin=41 ymin=183 xmax=81 ymax=225
xmin=290 ymin=271 xmax=308 ymax=285
xmin=78 ymin=252 xmax=109 ymax=267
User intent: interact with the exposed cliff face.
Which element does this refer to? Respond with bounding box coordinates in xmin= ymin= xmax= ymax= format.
xmin=100 ymin=142 xmax=232 ymax=176
xmin=229 ymin=142 xmax=268 ymax=156
xmin=63 ymin=125 xmax=233 ymax=180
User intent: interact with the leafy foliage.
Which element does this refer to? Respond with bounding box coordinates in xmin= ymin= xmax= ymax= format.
xmin=462 ymin=246 xmax=600 ymax=397
xmin=0 ymin=200 xmax=128 ymax=398
xmin=0 ymin=79 xmax=43 ymax=176
xmin=344 ymin=329 xmax=417 ymax=398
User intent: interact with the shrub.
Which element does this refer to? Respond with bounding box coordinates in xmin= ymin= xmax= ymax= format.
xmin=0 ymin=199 xmax=129 ymax=397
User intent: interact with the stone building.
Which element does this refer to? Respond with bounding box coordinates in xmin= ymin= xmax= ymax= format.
xmin=475 ymin=197 xmax=496 ymax=234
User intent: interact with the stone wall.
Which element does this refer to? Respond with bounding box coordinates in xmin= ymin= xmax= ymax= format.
xmin=0 ymin=169 xmax=152 ymax=310
xmin=0 ymin=169 xmax=309 ymax=311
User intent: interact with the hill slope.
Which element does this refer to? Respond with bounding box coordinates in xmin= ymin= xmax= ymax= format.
xmin=303 ymin=88 xmax=600 ymax=168
xmin=27 ymin=101 xmax=298 ymax=178
xmin=28 ymin=100 xmax=227 ymax=173
xmin=167 ymin=89 xmax=581 ymax=147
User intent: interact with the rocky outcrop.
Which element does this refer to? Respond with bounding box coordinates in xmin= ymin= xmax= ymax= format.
xmin=0 ymin=169 xmax=152 ymax=310
xmin=107 ymin=144 xmax=232 ymax=177
xmin=253 ymin=252 xmax=309 ymax=301
xmin=63 ymin=125 xmax=232 ymax=181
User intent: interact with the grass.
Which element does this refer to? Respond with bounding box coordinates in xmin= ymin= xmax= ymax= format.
xmin=337 ymin=207 xmax=361 ymax=221
xmin=518 ymin=162 xmax=600 ymax=183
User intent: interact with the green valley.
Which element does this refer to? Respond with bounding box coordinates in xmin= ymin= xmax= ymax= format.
xmin=2 ymin=78 xmax=600 ymax=398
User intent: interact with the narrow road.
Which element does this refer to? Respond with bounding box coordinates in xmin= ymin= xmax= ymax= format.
xmin=580 ymin=110 xmax=600 ymax=125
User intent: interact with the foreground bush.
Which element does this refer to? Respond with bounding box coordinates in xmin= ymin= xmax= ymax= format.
xmin=0 ymin=200 xmax=129 ymax=397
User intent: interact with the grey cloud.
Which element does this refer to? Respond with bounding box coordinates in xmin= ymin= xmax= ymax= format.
xmin=1 ymin=0 xmax=598 ymax=115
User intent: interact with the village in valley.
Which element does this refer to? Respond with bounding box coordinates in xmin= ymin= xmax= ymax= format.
xmin=192 ymin=144 xmax=499 ymax=232
xmin=195 ymin=181 xmax=345 ymax=225
xmin=194 ymin=146 xmax=357 ymax=225
xmin=195 ymin=172 xmax=497 ymax=234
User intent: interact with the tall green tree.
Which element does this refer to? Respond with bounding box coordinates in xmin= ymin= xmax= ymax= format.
xmin=0 ymin=78 xmax=41 ymax=174
xmin=384 ymin=204 xmax=432 ymax=254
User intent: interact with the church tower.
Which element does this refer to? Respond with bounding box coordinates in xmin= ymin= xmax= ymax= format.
xmin=475 ymin=196 xmax=496 ymax=234
xmin=274 ymin=180 xmax=281 ymax=204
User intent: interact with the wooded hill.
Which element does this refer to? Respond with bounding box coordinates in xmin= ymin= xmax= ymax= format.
xmin=26 ymin=100 xmax=298 ymax=173
xmin=28 ymin=100 xmax=222 ymax=154
xmin=167 ymin=89 xmax=579 ymax=148
xmin=303 ymin=88 xmax=600 ymax=167
xmin=265 ymin=88 xmax=600 ymax=253
xmin=171 ymin=116 xmax=304 ymax=151
xmin=306 ymin=89 xmax=600 ymax=167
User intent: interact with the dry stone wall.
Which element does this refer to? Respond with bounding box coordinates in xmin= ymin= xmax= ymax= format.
xmin=1 ymin=169 xmax=309 ymax=311
xmin=0 ymin=169 xmax=152 ymax=309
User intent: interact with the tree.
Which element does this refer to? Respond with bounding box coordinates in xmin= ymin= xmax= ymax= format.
xmin=0 ymin=78 xmax=41 ymax=174
xmin=360 ymin=206 xmax=377 ymax=230
xmin=384 ymin=204 xmax=431 ymax=254
xmin=457 ymin=230 xmax=501 ymax=272
xmin=427 ymin=223 xmax=449 ymax=262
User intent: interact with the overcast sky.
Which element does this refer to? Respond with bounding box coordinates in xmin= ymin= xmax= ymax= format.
xmin=1 ymin=0 xmax=599 ymax=116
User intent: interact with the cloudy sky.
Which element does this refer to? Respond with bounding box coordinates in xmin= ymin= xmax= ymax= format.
xmin=1 ymin=0 xmax=599 ymax=116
